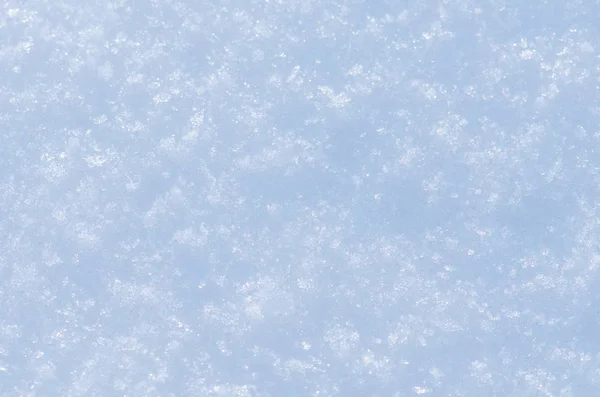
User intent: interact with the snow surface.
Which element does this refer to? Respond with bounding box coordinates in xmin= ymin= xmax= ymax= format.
xmin=1 ymin=0 xmax=599 ymax=396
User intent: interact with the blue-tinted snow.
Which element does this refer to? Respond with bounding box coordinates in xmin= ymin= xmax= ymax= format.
xmin=1 ymin=0 xmax=599 ymax=396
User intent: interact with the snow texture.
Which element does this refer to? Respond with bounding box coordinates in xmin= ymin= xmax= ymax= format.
xmin=0 ymin=0 xmax=599 ymax=396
